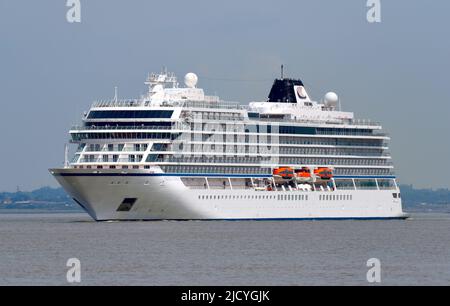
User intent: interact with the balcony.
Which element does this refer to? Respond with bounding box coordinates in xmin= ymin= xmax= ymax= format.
xmin=71 ymin=125 xmax=173 ymax=131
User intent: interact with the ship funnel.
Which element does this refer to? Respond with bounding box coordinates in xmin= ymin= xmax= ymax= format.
xmin=267 ymin=78 xmax=311 ymax=104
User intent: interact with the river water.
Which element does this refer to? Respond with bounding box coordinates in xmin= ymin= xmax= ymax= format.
xmin=0 ymin=212 xmax=449 ymax=285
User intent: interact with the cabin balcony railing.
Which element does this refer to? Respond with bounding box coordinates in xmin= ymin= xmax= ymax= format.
xmin=91 ymin=99 xmax=246 ymax=110
xmin=89 ymin=99 xmax=382 ymax=128
xmin=78 ymin=158 xmax=143 ymax=163
xmin=121 ymin=147 xmax=148 ymax=152
xmin=156 ymin=156 xmax=393 ymax=167
xmin=92 ymin=99 xmax=141 ymax=108
xmin=72 ymin=121 xmax=386 ymax=133
xmin=116 ymin=158 xmax=143 ymax=163
xmin=83 ymin=146 xmax=148 ymax=152
xmin=71 ymin=125 xmax=173 ymax=131
xmin=255 ymin=117 xmax=381 ymax=127
xmin=315 ymin=130 xmax=388 ymax=137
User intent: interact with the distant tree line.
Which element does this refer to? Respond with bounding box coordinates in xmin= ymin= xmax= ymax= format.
xmin=399 ymin=185 xmax=450 ymax=206
xmin=0 ymin=187 xmax=71 ymax=204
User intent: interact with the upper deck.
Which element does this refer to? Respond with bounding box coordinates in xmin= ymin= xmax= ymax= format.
xmin=72 ymin=70 xmax=387 ymax=139
xmin=80 ymin=69 xmax=381 ymax=130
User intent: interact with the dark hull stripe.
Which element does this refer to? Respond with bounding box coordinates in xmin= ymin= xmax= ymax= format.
xmin=94 ymin=216 xmax=409 ymax=222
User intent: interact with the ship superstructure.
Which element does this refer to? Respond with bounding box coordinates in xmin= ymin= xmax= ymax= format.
xmin=50 ymin=68 xmax=407 ymax=221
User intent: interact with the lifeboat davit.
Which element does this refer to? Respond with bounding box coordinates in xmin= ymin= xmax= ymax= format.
xmin=314 ymin=167 xmax=333 ymax=180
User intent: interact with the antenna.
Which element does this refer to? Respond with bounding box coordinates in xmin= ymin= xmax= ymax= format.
xmin=64 ymin=144 xmax=69 ymax=168
xmin=114 ymin=86 xmax=118 ymax=102
xmin=281 ymin=65 xmax=284 ymax=79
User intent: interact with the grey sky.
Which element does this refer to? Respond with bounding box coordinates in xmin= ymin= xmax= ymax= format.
xmin=0 ymin=0 xmax=449 ymax=191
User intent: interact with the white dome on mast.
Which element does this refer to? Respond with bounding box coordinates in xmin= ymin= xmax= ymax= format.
xmin=324 ymin=92 xmax=339 ymax=107
xmin=184 ymin=73 xmax=198 ymax=88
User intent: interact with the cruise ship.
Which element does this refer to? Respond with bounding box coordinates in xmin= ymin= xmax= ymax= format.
xmin=50 ymin=68 xmax=407 ymax=221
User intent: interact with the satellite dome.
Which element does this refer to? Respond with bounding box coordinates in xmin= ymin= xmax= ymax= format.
xmin=324 ymin=92 xmax=339 ymax=107
xmin=184 ymin=73 xmax=198 ymax=88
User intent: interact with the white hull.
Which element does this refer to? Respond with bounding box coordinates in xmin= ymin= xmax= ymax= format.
xmin=51 ymin=169 xmax=407 ymax=221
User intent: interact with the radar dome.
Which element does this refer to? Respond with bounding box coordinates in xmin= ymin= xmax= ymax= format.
xmin=184 ymin=73 xmax=198 ymax=88
xmin=324 ymin=92 xmax=339 ymax=107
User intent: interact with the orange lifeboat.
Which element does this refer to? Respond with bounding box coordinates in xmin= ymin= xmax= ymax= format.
xmin=314 ymin=167 xmax=333 ymax=180
xmin=273 ymin=167 xmax=295 ymax=179
xmin=294 ymin=167 xmax=313 ymax=182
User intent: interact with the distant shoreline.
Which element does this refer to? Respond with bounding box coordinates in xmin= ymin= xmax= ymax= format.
xmin=0 ymin=209 xmax=85 ymax=214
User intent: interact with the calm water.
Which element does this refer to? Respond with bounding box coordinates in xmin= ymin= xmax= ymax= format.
xmin=0 ymin=212 xmax=449 ymax=285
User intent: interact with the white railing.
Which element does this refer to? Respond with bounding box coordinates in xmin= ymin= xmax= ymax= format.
xmin=92 ymin=99 xmax=142 ymax=108
xmin=71 ymin=125 xmax=173 ymax=131
xmin=91 ymin=99 xmax=245 ymax=110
